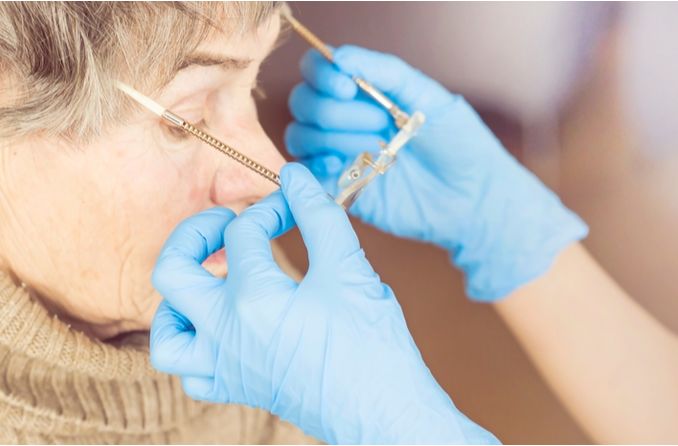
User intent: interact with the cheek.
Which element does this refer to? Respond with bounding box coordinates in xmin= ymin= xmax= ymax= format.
xmin=207 ymin=119 xmax=286 ymax=207
xmin=135 ymin=157 xmax=213 ymax=218
xmin=114 ymin=146 xmax=217 ymax=255
xmin=210 ymin=164 xmax=260 ymax=207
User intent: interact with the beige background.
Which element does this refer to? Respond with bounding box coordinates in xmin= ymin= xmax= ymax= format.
xmin=257 ymin=3 xmax=678 ymax=443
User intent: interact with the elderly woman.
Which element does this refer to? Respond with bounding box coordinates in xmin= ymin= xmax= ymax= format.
xmin=0 ymin=2 xmax=316 ymax=443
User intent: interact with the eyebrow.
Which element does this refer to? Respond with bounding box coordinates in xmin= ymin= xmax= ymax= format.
xmin=176 ymin=16 xmax=284 ymax=73
xmin=177 ymin=51 xmax=253 ymax=72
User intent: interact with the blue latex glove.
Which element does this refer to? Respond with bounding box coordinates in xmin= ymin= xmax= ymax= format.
xmin=150 ymin=163 xmax=499 ymax=445
xmin=285 ymin=46 xmax=588 ymax=301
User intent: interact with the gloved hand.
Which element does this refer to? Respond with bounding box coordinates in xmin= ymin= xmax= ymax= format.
xmin=150 ymin=163 xmax=499 ymax=445
xmin=285 ymin=46 xmax=588 ymax=301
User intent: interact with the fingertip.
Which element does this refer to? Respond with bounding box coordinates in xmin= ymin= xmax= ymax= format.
xmin=281 ymin=162 xmax=333 ymax=208
xmin=153 ymin=207 xmax=235 ymax=298
xmin=309 ymin=153 xmax=345 ymax=178
xmin=281 ymin=163 xmax=335 ymax=216
xmin=287 ymin=83 xmax=306 ymax=119
xmin=149 ymin=301 xmax=193 ymax=373
xmin=249 ymin=189 xmax=286 ymax=218
xmin=333 ymin=45 xmax=405 ymax=100
xmin=333 ymin=45 xmax=367 ymax=74
xmin=283 ymin=123 xmax=296 ymax=155
xmin=224 ymin=190 xmax=294 ymax=253
xmin=334 ymin=75 xmax=358 ymax=100
xmin=151 ymin=254 xmax=180 ymax=296
xmin=283 ymin=123 xmax=312 ymax=159
xmin=149 ymin=345 xmax=167 ymax=373
xmin=285 ymin=155 xmax=341 ymax=196
xmin=335 ymin=45 xmax=454 ymax=112
xmin=182 ymin=376 xmax=216 ymax=402
xmin=280 ymin=162 xmax=312 ymax=185
xmin=298 ymin=48 xmax=313 ymax=72
xmin=204 ymin=206 xmax=237 ymax=221
xmin=300 ymin=48 xmax=357 ymax=100
xmin=280 ymin=160 xmax=361 ymax=264
xmin=243 ymin=189 xmax=294 ymax=238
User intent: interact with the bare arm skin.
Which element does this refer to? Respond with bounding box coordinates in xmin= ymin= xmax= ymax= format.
xmin=495 ymin=243 xmax=678 ymax=443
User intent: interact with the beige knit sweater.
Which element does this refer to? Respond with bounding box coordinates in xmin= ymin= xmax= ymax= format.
xmin=0 ymin=249 xmax=319 ymax=444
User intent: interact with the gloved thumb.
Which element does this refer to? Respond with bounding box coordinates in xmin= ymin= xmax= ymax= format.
xmin=223 ymin=190 xmax=294 ymax=279
xmin=333 ymin=45 xmax=453 ymax=113
xmin=280 ymin=162 xmax=362 ymax=268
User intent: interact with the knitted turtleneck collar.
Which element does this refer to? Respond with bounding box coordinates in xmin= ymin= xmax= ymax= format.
xmin=0 ymin=269 xmax=315 ymax=444
xmin=0 ymin=270 xmax=209 ymax=442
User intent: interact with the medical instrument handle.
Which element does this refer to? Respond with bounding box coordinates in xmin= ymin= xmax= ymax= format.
xmin=334 ymin=111 xmax=425 ymax=208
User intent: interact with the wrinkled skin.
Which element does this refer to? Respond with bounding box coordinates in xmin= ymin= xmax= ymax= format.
xmin=0 ymin=15 xmax=284 ymax=339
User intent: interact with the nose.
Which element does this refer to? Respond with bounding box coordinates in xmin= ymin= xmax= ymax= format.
xmin=209 ymin=122 xmax=286 ymax=213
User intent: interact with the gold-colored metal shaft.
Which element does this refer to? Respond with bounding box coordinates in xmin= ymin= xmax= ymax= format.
xmin=353 ymin=78 xmax=410 ymax=129
xmin=163 ymin=111 xmax=281 ymax=187
xmin=284 ymin=12 xmax=335 ymax=61
xmin=284 ymin=12 xmax=410 ymax=128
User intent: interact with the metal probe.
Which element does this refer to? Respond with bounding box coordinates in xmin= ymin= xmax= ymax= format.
xmin=116 ymin=82 xmax=281 ymax=187
xmin=283 ymin=11 xmax=411 ymax=129
xmin=161 ymin=111 xmax=281 ymax=186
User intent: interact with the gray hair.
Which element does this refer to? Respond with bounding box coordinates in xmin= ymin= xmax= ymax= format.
xmin=0 ymin=2 xmax=281 ymax=141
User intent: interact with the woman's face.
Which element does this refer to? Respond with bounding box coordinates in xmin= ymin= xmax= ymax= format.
xmin=0 ymin=15 xmax=285 ymax=337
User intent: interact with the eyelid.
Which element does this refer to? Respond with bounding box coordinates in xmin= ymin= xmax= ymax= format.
xmin=163 ymin=118 xmax=205 ymax=140
xmin=162 ymin=77 xmax=262 ymax=140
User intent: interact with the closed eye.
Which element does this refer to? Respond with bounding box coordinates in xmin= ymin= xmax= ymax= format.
xmin=164 ymin=119 xmax=206 ymax=140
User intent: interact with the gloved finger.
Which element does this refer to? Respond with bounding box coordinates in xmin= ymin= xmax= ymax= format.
xmin=149 ymin=301 xmax=214 ymax=377
xmin=304 ymin=152 xmax=346 ymax=180
xmin=300 ymin=48 xmax=357 ymax=99
xmin=223 ymin=191 xmax=295 ymax=282
xmin=153 ymin=207 xmax=235 ymax=323
xmin=181 ymin=376 xmax=217 ymax=402
xmin=333 ymin=45 xmax=453 ymax=113
xmin=289 ymin=155 xmax=343 ymax=197
xmin=289 ymin=83 xmax=390 ymax=132
xmin=280 ymin=163 xmax=361 ymax=266
xmin=284 ymin=122 xmax=384 ymax=160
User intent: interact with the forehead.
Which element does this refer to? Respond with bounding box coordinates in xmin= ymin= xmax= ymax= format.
xmin=153 ymin=12 xmax=281 ymax=104
xmin=199 ymin=12 xmax=282 ymax=63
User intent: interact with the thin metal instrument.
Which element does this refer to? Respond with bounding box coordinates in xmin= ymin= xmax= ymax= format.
xmin=282 ymin=11 xmax=410 ymax=129
xmin=282 ymin=11 xmax=426 ymax=209
xmin=115 ymin=82 xmax=281 ymax=187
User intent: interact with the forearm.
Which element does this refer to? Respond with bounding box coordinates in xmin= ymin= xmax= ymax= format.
xmin=495 ymin=243 xmax=678 ymax=443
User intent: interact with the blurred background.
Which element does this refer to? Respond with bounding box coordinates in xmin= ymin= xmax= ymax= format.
xmin=257 ymin=2 xmax=678 ymax=443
